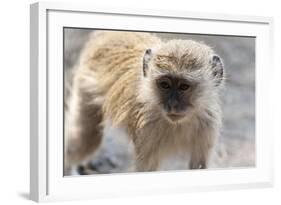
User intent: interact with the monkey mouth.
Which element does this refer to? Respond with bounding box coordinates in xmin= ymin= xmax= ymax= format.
xmin=166 ymin=113 xmax=185 ymax=121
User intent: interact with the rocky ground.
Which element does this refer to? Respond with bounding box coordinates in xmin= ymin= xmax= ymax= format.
xmin=64 ymin=29 xmax=255 ymax=175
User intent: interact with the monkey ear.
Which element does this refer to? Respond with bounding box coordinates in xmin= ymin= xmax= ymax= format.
xmin=210 ymin=55 xmax=224 ymax=86
xmin=143 ymin=48 xmax=152 ymax=77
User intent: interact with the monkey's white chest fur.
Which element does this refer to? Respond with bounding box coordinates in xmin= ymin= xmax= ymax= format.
xmin=158 ymin=127 xmax=194 ymax=172
xmin=105 ymin=121 xmax=193 ymax=171
xmin=132 ymin=118 xmax=198 ymax=171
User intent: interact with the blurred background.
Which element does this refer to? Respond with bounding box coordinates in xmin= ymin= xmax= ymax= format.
xmin=64 ymin=28 xmax=255 ymax=175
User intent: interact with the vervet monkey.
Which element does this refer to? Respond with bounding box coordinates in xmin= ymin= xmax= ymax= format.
xmin=65 ymin=31 xmax=224 ymax=172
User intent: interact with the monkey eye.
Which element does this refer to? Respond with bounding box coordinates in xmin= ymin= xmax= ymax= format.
xmin=159 ymin=81 xmax=171 ymax=89
xmin=179 ymin=83 xmax=190 ymax=91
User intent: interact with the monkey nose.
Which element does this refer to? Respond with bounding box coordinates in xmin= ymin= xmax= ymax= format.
xmin=165 ymin=104 xmax=180 ymax=114
xmin=166 ymin=100 xmax=180 ymax=111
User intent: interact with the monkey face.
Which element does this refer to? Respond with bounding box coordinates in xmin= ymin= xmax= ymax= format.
xmin=155 ymin=74 xmax=196 ymax=122
xmin=142 ymin=39 xmax=224 ymax=123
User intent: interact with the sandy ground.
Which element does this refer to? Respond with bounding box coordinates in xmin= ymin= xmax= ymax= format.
xmin=64 ymin=29 xmax=255 ymax=175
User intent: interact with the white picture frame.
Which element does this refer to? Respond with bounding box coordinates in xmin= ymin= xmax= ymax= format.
xmin=30 ymin=2 xmax=274 ymax=202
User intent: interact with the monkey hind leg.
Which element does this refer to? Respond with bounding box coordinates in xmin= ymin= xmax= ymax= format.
xmin=65 ymin=88 xmax=104 ymax=172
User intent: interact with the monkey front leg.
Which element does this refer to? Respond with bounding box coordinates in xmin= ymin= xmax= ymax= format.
xmin=134 ymin=141 xmax=160 ymax=172
xmin=189 ymin=138 xmax=214 ymax=169
xmin=135 ymin=154 xmax=159 ymax=172
xmin=189 ymin=152 xmax=207 ymax=169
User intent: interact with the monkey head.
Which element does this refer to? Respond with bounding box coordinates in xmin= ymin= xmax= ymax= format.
xmin=141 ymin=39 xmax=224 ymax=123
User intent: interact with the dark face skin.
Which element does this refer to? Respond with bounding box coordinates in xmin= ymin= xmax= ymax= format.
xmin=156 ymin=75 xmax=194 ymax=121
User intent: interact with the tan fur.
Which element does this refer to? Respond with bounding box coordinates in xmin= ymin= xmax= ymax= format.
xmin=65 ymin=31 xmax=223 ymax=171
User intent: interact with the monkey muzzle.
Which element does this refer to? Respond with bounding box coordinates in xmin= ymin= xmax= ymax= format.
xmin=166 ymin=113 xmax=185 ymax=121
